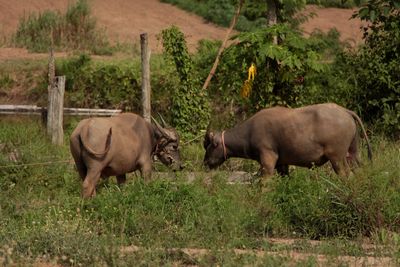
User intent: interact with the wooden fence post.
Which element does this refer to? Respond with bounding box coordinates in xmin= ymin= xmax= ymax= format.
xmin=46 ymin=47 xmax=55 ymax=135
xmin=47 ymin=76 xmax=65 ymax=145
xmin=140 ymin=33 xmax=151 ymax=122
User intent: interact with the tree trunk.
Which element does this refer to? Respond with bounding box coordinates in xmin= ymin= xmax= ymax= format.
xmin=266 ymin=0 xmax=278 ymax=44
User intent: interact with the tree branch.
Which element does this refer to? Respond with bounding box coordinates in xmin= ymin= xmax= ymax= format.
xmin=202 ymin=0 xmax=245 ymax=90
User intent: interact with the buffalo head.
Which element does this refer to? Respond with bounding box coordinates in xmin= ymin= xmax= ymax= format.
xmin=203 ymin=129 xmax=226 ymax=169
xmin=152 ymin=117 xmax=182 ymax=170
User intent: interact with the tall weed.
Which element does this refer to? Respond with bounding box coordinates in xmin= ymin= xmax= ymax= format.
xmin=13 ymin=0 xmax=110 ymax=54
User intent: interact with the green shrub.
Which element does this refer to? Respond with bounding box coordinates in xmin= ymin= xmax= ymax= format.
xmin=30 ymin=54 xmax=141 ymax=110
xmin=330 ymin=0 xmax=400 ymax=137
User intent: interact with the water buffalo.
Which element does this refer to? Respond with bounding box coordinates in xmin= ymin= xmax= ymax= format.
xmin=204 ymin=103 xmax=372 ymax=182
xmin=70 ymin=113 xmax=182 ymax=198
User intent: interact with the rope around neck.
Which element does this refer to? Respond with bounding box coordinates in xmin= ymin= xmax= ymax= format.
xmin=221 ymin=131 xmax=227 ymax=160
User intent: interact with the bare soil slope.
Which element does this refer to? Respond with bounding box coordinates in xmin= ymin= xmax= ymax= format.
xmin=301 ymin=5 xmax=367 ymax=46
xmin=0 ymin=0 xmax=227 ymax=53
xmin=0 ymin=0 xmax=366 ymax=57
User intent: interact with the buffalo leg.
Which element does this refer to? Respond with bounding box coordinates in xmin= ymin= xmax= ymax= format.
xmin=259 ymin=150 xmax=278 ymax=188
xmin=347 ymin=137 xmax=361 ymax=170
xmin=330 ymin=158 xmax=350 ymax=177
xmin=73 ymin=159 xmax=87 ymax=181
xmin=140 ymin=161 xmax=152 ymax=183
xmin=82 ymin=168 xmax=101 ymax=198
xmin=276 ymin=164 xmax=289 ymax=176
xmin=116 ymin=174 xmax=126 ymax=185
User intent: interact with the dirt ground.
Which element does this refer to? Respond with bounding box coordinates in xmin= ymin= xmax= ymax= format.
xmin=301 ymin=5 xmax=367 ymax=46
xmin=0 ymin=0 xmax=367 ymax=60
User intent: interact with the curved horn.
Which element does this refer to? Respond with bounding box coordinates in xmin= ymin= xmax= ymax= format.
xmin=152 ymin=116 xmax=177 ymax=141
xmin=157 ymin=112 xmax=168 ymax=127
xmin=151 ymin=115 xmax=162 ymax=129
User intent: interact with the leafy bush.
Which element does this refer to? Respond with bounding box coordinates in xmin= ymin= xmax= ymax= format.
xmin=300 ymin=0 xmax=400 ymax=137
xmin=338 ymin=0 xmax=400 ymax=136
xmin=13 ymin=0 xmax=111 ymax=54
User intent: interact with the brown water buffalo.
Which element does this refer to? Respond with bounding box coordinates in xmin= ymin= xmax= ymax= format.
xmin=204 ymin=103 xmax=372 ymax=181
xmin=70 ymin=113 xmax=182 ymax=198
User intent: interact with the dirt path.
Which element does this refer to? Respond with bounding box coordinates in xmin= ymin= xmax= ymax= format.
xmin=119 ymin=238 xmax=396 ymax=267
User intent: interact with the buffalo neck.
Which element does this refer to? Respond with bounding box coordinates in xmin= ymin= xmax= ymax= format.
xmin=223 ymin=125 xmax=253 ymax=160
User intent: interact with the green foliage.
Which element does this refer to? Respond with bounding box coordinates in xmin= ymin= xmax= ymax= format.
xmin=160 ymin=0 xmax=267 ymax=31
xmin=347 ymin=0 xmax=400 ymax=136
xmin=31 ymin=54 xmax=141 ymax=110
xmin=13 ymin=0 xmax=111 ymax=54
xmin=215 ymin=24 xmax=324 ymax=112
xmin=161 ymin=26 xmax=210 ymax=138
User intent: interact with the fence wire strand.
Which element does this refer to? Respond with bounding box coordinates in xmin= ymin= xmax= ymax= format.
xmin=0 ymin=159 xmax=73 ymax=169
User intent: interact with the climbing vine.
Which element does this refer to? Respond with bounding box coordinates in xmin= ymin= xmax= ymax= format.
xmin=161 ymin=26 xmax=210 ymax=138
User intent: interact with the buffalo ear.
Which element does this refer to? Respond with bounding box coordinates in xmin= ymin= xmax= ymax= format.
xmin=211 ymin=133 xmax=218 ymax=147
xmin=207 ymin=131 xmax=218 ymax=147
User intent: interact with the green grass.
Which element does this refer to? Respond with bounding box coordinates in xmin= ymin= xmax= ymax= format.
xmin=0 ymin=117 xmax=399 ymax=266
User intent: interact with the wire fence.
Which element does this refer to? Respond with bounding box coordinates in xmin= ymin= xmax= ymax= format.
xmin=0 ymin=159 xmax=73 ymax=169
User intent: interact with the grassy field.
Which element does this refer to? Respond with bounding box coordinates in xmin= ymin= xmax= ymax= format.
xmin=0 ymin=116 xmax=399 ymax=266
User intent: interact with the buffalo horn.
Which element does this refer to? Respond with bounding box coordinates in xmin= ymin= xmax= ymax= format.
xmin=151 ymin=116 xmax=176 ymax=141
xmin=157 ymin=112 xmax=168 ymax=127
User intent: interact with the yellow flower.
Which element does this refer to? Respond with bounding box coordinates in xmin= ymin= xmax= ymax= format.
xmin=240 ymin=63 xmax=256 ymax=98
xmin=248 ymin=63 xmax=256 ymax=81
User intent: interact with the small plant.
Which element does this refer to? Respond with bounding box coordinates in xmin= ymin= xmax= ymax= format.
xmin=0 ymin=73 xmax=14 ymax=90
